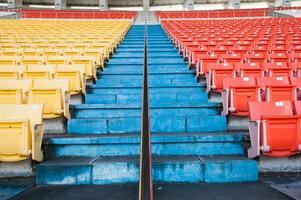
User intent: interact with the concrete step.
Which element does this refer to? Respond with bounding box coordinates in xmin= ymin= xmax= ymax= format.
xmin=85 ymin=92 xmax=210 ymax=104
xmin=98 ymin=73 xmax=194 ymax=81
xmin=86 ymin=85 xmax=205 ymax=95
xmin=67 ymin=115 xmax=226 ymax=134
xmin=70 ymin=103 xmax=220 ymax=118
xmin=43 ymin=132 xmax=246 ymax=158
xmin=112 ymin=51 xmax=179 ymax=58
xmin=100 ymin=65 xmax=191 ymax=74
xmin=36 ymin=155 xmax=258 ymax=185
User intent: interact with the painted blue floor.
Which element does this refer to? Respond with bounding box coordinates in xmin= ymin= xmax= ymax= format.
xmin=36 ymin=25 xmax=258 ymax=185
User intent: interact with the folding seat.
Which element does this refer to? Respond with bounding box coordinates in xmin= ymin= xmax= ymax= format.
xmin=55 ymin=65 xmax=86 ymax=95
xmin=248 ymin=101 xmax=301 ymax=158
xmin=0 ymin=79 xmax=32 ymax=104
xmin=70 ymin=56 xmax=96 ymax=79
xmin=206 ymin=63 xmax=236 ymax=92
xmin=43 ymin=49 xmax=61 ymax=57
xmin=82 ymin=49 xmax=104 ymax=68
xmin=235 ymin=62 xmax=264 ymax=77
xmin=0 ymin=48 xmax=20 ymax=57
xmin=221 ymin=53 xmax=242 ymax=64
xmin=257 ymin=77 xmax=295 ymax=102
xmin=18 ymin=43 xmax=34 ymax=49
xmin=243 ymin=53 xmax=266 ymax=63
xmin=0 ymin=66 xmax=23 ymax=79
xmin=209 ymin=46 xmax=228 ymax=56
xmin=266 ymin=53 xmax=288 ymax=63
xmin=21 ymin=48 xmax=42 ymax=57
xmin=90 ymin=43 xmax=110 ymax=59
xmin=262 ymin=62 xmax=292 ymax=77
xmin=189 ymin=47 xmax=208 ymax=66
xmin=28 ymin=79 xmax=70 ymax=119
xmin=288 ymin=53 xmax=301 ymax=63
xmin=45 ymin=56 xmax=70 ymax=66
xmin=20 ymin=56 xmax=43 ymax=66
xmin=0 ymin=104 xmax=44 ymax=162
xmin=196 ymin=54 xmax=220 ymax=77
xmin=268 ymin=45 xmax=287 ymax=54
xmin=290 ymin=77 xmax=301 ymax=100
xmin=55 ymin=43 xmax=70 ymax=49
xmin=61 ymin=48 xmax=82 ymax=57
xmin=293 ymin=100 xmax=301 ymax=114
xmin=222 ymin=77 xmax=259 ymax=116
xmin=0 ymin=56 xmax=17 ymax=66
xmin=23 ymin=65 xmax=55 ymax=80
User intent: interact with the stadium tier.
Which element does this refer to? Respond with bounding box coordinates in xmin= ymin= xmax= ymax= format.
xmin=0 ymin=19 xmax=131 ymax=162
xmin=162 ymin=17 xmax=301 ymax=158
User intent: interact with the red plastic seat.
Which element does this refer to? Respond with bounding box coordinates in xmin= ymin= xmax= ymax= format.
xmin=222 ymin=77 xmax=259 ymax=116
xmin=195 ymin=54 xmax=220 ymax=77
xmin=235 ymin=62 xmax=264 ymax=77
xmin=262 ymin=62 xmax=292 ymax=77
xmin=266 ymin=53 xmax=288 ymax=62
xmin=248 ymin=101 xmax=301 ymax=158
xmin=206 ymin=63 xmax=236 ymax=92
xmin=257 ymin=77 xmax=295 ymax=102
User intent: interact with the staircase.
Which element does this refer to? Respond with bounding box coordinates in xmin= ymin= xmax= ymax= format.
xmin=36 ymin=25 xmax=258 ymax=185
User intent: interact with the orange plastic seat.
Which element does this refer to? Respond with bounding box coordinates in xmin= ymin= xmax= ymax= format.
xmin=248 ymin=101 xmax=301 ymax=158
xmin=257 ymin=77 xmax=295 ymax=102
xmin=222 ymin=77 xmax=259 ymax=116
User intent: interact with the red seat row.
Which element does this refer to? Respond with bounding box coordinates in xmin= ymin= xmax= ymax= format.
xmin=156 ymin=7 xmax=301 ymax=19
xmin=21 ymin=9 xmax=137 ymax=19
xmin=221 ymin=76 xmax=301 ymax=116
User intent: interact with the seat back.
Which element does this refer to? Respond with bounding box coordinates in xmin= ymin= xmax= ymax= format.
xmin=249 ymin=101 xmax=293 ymax=121
xmin=0 ymin=104 xmax=43 ymax=162
xmin=24 ymin=65 xmax=55 ymax=79
xmin=223 ymin=77 xmax=256 ymax=90
xmin=0 ymin=56 xmax=16 ymax=66
xmin=0 ymin=79 xmax=32 ymax=104
xmin=30 ymin=79 xmax=69 ymax=118
xmin=257 ymin=76 xmax=290 ymax=87
xmin=20 ymin=56 xmax=43 ymax=66
xmin=0 ymin=66 xmax=23 ymax=79
xmin=71 ymin=56 xmax=95 ymax=79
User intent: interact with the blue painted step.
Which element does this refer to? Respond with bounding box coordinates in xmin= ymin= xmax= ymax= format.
xmin=67 ymin=115 xmax=226 ymax=134
xmin=36 ymin=155 xmax=258 ymax=185
xmin=44 ymin=132 xmax=246 ymax=158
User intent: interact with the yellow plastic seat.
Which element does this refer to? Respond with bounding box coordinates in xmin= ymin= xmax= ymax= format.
xmin=83 ymin=49 xmax=104 ymax=68
xmin=29 ymin=79 xmax=70 ymax=119
xmin=43 ymin=49 xmax=61 ymax=57
xmin=20 ymin=56 xmax=43 ymax=66
xmin=55 ymin=65 xmax=86 ymax=95
xmin=0 ymin=66 xmax=24 ymax=79
xmin=21 ymin=48 xmax=42 ymax=57
xmin=23 ymin=65 xmax=55 ymax=80
xmin=71 ymin=56 xmax=96 ymax=80
xmin=90 ymin=43 xmax=110 ymax=59
xmin=62 ymin=49 xmax=82 ymax=56
xmin=45 ymin=56 xmax=69 ymax=66
xmin=1 ymin=48 xmax=20 ymax=57
xmin=0 ymin=104 xmax=44 ymax=162
xmin=0 ymin=56 xmax=17 ymax=66
xmin=0 ymin=79 xmax=32 ymax=104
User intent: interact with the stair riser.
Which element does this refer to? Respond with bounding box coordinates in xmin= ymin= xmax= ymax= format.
xmin=67 ymin=116 xmax=227 ymax=134
xmin=36 ymin=159 xmax=257 ymax=185
xmin=95 ymin=78 xmax=197 ymax=86
xmin=45 ymin=143 xmax=244 ymax=158
xmin=108 ymin=58 xmax=185 ymax=65
xmin=87 ymin=87 xmax=205 ymax=95
xmin=85 ymin=93 xmax=209 ymax=104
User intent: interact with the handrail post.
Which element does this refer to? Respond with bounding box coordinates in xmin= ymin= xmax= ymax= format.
xmin=139 ymin=17 xmax=153 ymax=200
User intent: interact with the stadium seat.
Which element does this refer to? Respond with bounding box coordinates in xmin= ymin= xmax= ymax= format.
xmin=257 ymin=77 xmax=295 ymax=102
xmin=0 ymin=104 xmax=44 ymax=162
xmin=0 ymin=48 xmax=20 ymax=57
xmin=0 ymin=79 xmax=32 ymax=104
xmin=235 ymin=62 xmax=263 ymax=77
xmin=45 ymin=56 xmax=69 ymax=66
xmin=55 ymin=65 xmax=86 ymax=95
xmin=23 ymin=65 xmax=55 ymax=80
xmin=0 ymin=56 xmax=17 ymax=66
xmin=0 ymin=66 xmax=23 ymax=79
xmin=222 ymin=77 xmax=259 ymax=116
xmin=262 ymin=62 xmax=291 ymax=77
xmin=20 ymin=56 xmax=43 ymax=66
xmin=206 ymin=63 xmax=236 ymax=92
xmin=248 ymin=101 xmax=301 ymax=158
xmin=70 ymin=56 xmax=96 ymax=79
xmin=28 ymin=79 xmax=70 ymax=119
xmin=83 ymin=49 xmax=104 ymax=68
xmin=21 ymin=48 xmax=42 ymax=57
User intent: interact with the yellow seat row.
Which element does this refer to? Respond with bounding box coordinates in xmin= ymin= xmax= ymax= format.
xmin=0 ymin=65 xmax=86 ymax=95
xmin=0 ymin=56 xmax=97 ymax=79
xmin=0 ymin=48 xmax=105 ymax=67
xmin=0 ymin=79 xmax=70 ymax=119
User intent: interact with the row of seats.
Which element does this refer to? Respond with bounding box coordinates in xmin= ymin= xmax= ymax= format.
xmin=0 ymin=65 xmax=86 ymax=95
xmin=0 ymin=56 xmax=97 ymax=79
xmin=0 ymin=20 xmax=132 ymax=162
xmin=21 ymin=10 xmax=137 ymax=19
xmin=156 ymin=7 xmax=301 ymax=19
xmin=221 ymin=76 xmax=301 ymax=116
xmin=162 ymin=18 xmax=301 ymax=158
xmin=0 ymin=79 xmax=70 ymax=119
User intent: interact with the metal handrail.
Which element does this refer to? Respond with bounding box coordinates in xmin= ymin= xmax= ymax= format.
xmin=138 ymin=17 xmax=153 ymax=200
